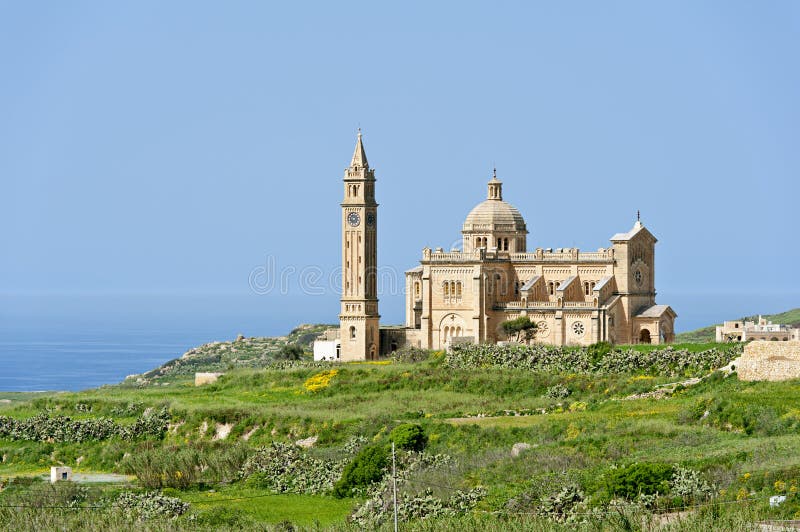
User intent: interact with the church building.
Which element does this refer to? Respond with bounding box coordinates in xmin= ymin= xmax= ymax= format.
xmin=316 ymin=132 xmax=677 ymax=361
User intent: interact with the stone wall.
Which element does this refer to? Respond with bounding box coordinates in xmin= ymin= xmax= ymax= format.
xmin=737 ymin=341 xmax=800 ymax=381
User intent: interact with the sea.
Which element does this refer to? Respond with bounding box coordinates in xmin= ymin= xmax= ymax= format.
xmin=0 ymin=294 xmax=320 ymax=392
xmin=1 ymin=292 xmax=797 ymax=392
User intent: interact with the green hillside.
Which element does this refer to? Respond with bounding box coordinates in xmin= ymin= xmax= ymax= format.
xmin=3 ymin=339 xmax=800 ymax=530
xmin=676 ymin=307 xmax=800 ymax=343
xmin=127 ymin=323 xmax=335 ymax=383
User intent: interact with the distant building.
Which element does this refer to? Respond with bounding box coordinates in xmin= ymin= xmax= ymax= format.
xmin=716 ymin=316 xmax=800 ymax=342
xmin=50 ymin=466 xmax=72 ymax=483
xmin=313 ymin=329 xmax=341 ymax=361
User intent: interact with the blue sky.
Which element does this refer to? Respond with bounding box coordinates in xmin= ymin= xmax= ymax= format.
xmin=1 ymin=2 xmax=798 ymax=333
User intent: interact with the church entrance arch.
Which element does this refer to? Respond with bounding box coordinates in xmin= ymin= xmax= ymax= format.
xmin=439 ymin=313 xmax=465 ymax=348
xmin=639 ymin=329 xmax=651 ymax=344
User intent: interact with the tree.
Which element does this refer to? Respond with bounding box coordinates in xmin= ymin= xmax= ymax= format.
xmin=389 ymin=423 xmax=427 ymax=452
xmin=275 ymin=344 xmax=304 ymax=361
xmin=501 ymin=316 xmax=537 ymax=343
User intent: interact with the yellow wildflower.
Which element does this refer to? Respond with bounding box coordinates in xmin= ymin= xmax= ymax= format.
xmin=303 ymin=369 xmax=339 ymax=392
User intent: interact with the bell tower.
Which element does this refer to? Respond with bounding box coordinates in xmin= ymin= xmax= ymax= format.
xmin=339 ymin=130 xmax=380 ymax=361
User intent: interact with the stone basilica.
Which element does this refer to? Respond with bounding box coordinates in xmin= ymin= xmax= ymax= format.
xmin=316 ymin=132 xmax=677 ymax=361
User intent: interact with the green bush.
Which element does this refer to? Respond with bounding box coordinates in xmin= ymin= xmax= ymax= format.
xmin=333 ymin=444 xmax=389 ymax=498
xmin=114 ymin=491 xmax=189 ymax=520
xmin=276 ymin=344 xmax=304 ymax=361
xmin=390 ymin=423 xmax=427 ymax=452
xmin=240 ymin=442 xmax=340 ymax=494
xmin=603 ymin=462 xmax=673 ymax=499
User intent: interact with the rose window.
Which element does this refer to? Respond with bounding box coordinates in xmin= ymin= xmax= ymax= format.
xmin=537 ymin=321 xmax=549 ymax=337
xmin=572 ymin=322 xmax=585 ymax=337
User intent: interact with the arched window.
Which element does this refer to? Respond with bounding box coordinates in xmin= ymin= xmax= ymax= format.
xmin=476 ymin=237 xmax=481 ymax=248
xmin=456 ymin=281 xmax=462 ymax=298
xmin=584 ymin=282 xmax=590 ymax=296
xmin=548 ymin=282 xmax=554 ymax=295
xmin=503 ymin=238 xmax=509 ymax=251
xmin=414 ymin=282 xmax=420 ymax=298
xmin=349 ymin=326 xmax=356 ymax=339
xmin=483 ymin=237 xmax=488 ymax=248
xmin=443 ymin=282 xmax=449 ymax=297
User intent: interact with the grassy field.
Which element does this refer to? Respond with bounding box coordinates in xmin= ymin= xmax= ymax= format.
xmin=2 ymin=341 xmax=800 ymax=529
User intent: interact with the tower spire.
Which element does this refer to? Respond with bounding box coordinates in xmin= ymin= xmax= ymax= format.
xmin=350 ymin=128 xmax=369 ymax=168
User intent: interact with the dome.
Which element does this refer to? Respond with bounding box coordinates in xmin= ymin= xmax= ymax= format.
xmin=462 ymin=199 xmax=527 ymax=233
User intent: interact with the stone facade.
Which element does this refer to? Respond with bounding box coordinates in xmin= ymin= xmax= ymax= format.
xmin=322 ymin=133 xmax=677 ymax=360
xmin=403 ymin=174 xmax=676 ymax=349
xmin=737 ymin=341 xmax=800 ymax=381
xmin=338 ymin=131 xmax=380 ymax=361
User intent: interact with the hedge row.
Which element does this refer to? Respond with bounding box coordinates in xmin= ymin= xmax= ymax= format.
xmin=444 ymin=343 xmax=742 ymax=376
xmin=0 ymin=408 xmax=169 ymax=442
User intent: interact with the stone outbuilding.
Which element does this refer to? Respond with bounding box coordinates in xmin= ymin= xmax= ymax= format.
xmin=50 ymin=466 xmax=72 ymax=483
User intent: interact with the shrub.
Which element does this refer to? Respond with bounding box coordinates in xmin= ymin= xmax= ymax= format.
xmin=390 ymin=424 xmax=427 ymax=452
xmin=670 ymin=465 xmax=713 ymax=502
xmin=544 ymin=384 xmax=571 ymax=399
xmin=276 ymin=344 xmax=304 ymax=361
xmin=587 ymin=341 xmax=612 ymax=362
xmin=603 ymin=463 xmax=673 ymax=499
xmin=500 ymin=316 xmax=537 ymax=342
xmin=538 ymin=485 xmax=585 ymax=522
xmin=333 ymin=444 xmax=389 ymax=498
xmin=240 ymin=442 xmax=340 ymax=494
xmin=391 ymin=346 xmax=433 ymax=363
xmin=444 ymin=343 xmax=742 ymax=376
xmin=0 ymin=408 xmax=169 ymax=443
xmin=348 ymin=450 xmax=477 ymax=527
xmin=114 ymin=491 xmax=189 ymax=520
xmin=121 ymin=445 xmax=202 ymax=489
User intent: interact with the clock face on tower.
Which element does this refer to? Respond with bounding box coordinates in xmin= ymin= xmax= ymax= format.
xmin=366 ymin=212 xmax=375 ymax=227
xmin=347 ymin=212 xmax=361 ymax=227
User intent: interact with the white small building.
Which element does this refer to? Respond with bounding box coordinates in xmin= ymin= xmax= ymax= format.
xmin=716 ymin=315 xmax=800 ymax=342
xmin=313 ymin=339 xmax=341 ymax=361
xmin=50 ymin=466 xmax=72 ymax=483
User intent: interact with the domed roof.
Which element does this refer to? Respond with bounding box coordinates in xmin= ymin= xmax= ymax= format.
xmin=463 ymin=199 xmax=527 ymax=232
xmin=462 ymin=172 xmax=527 ymax=233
